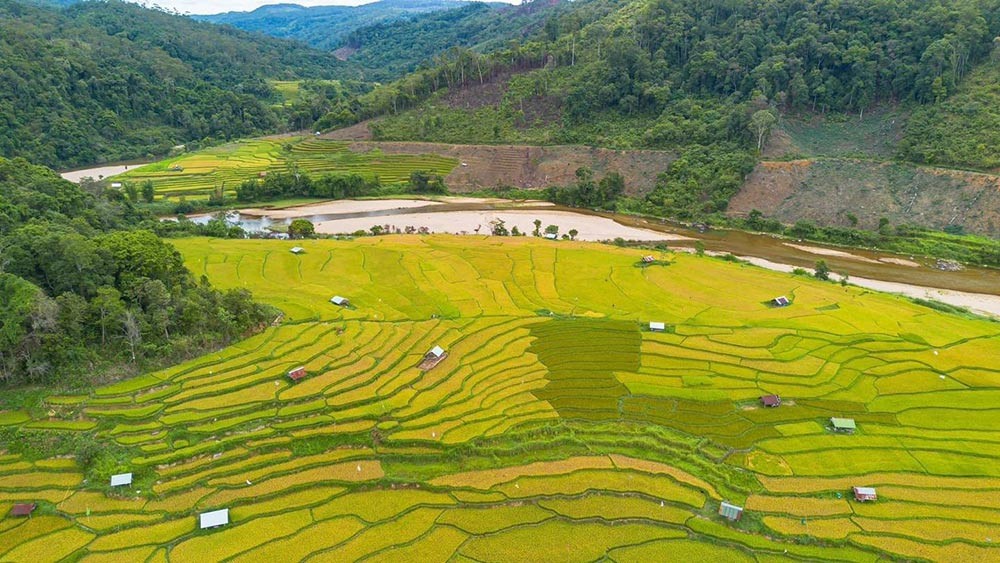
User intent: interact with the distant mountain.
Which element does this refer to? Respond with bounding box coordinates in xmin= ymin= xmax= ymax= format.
xmin=198 ymin=0 xmax=486 ymax=51
xmin=200 ymin=0 xmax=569 ymax=81
xmin=0 ymin=0 xmax=354 ymax=168
xmin=343 ymin=0 xmax=570 ymax=81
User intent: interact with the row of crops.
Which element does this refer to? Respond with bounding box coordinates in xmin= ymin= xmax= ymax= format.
xmin=115 ymin=138 xmax=458 ymax=199
xmin=1 ymin=235 xmax=998 ymax=560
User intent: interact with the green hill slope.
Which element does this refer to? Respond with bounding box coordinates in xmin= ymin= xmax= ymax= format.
xmin=199 ymin=0 xmax=476 ymax=51
xmin=0 ymin=0 xmax=353 ymax=168
xmin=899 ymin=53 xmax=1000 ymax=171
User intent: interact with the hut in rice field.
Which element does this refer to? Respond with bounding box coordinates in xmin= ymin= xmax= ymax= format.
xmin=9 ymin=504 xmax=36 ymax=517
xmin=719 ymin=501 xmax=744 ymax=521
xmin=830 ymin=417 xmax=857 ymax=433
xmin=419 ymin=345 xmax=447 ymax=370
xmin=199 ymin=509 xmax=229 ymax=529
xmin=853 ymin=487 xmax=877 ymax=502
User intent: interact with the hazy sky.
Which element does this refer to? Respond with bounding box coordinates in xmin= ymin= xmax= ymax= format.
xmin=141 ymin=0 xmax=520 ymax=16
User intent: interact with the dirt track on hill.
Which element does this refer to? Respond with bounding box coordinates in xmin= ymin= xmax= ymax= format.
xmin=340 ymin=140 xmax=676 ymax=195
xmin=730 ymin=158 xmax=1000 ymax=236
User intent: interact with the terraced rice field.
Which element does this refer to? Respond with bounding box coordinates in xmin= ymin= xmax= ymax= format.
xmin=116 ymin=138 xmax=458 ymax=200
xmin=1 ymin=235 xmax=998 ymax=561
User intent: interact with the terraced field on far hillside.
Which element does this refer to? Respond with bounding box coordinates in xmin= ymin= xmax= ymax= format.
xmin=116 ymin=138 xmax=457 ymax=200
xmin=1 ymin=236 xmax=998 ymax=561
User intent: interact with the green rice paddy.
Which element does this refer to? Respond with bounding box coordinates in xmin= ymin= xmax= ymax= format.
xmin=116 ymin=138 xmax=457 ymax=200
xmin=1 ymin=235 xmax=998 ymax=561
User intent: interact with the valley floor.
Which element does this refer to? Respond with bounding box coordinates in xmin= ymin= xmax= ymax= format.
xmin=1 ymin=237 xmax=999 ymax=561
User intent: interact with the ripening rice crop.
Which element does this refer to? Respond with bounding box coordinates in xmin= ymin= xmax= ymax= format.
xmin=360 ymin=525 xmax=468 ymax=563
xmin=609 ymin=539 xmax=756 ymax=562
xmin=86 ymin=518 xmax=193 ymax=552
xmin=538 ymin=494 xmax=692 ymax=523
xmin=429 ymin=456 xmax=615 ymax=489
xmin=308 ymin=508 xmax=444 ymax=562
xmin=458 ymin=520 xmax=686 ymax=563
xmin=3 ymin=235 xmax=1000 ymax=560
xmin=228 ymin=516 xmax=365 ymax=563
xmin=763 ymin=516 xmax=860 ymax=539
xmin=436 ymin=503 xmax=554 ymax=534
xmin=169 ymin=509 xmax=313 ymax=561
xmin=312 ymin=489 xmax=455 ymax=523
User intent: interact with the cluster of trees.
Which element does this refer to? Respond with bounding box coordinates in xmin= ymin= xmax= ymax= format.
xmin=898 ymin=50 xmax=1000 ymax=170
xmin=234 ymin=169 xmax=445 ymax=203
xmin=0 ymin=0 xmax=354 ymax=168
xmin=546 ymin=168 xmax=625 ymax=209
xmin=0 ymin=158 xmax=276 ymax=386
xmin=327 ymin=0 xmax=1000 ymax=134
xmin=235 ymin=171 xmax=381 ymax=202
xmin=644 ymin=146 xmax=757 ymax=219
xmin=563 ymin=0 xmax=1000 ymax=118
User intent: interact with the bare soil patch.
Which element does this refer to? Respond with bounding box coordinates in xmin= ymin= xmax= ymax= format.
xmin=783 ymin=243 xmax=880 ymax=263
xmin=344 ymin=141 xmax=675 ymax=195
xmin=730 ymin=158 xmax=1000 ymax=236
xmin=442 ymin=72 xmax=512 ymax=110
xmin=322 ymin=121 xmax=373 ymax=141
xmin=728 ymin=160 xmax=811 ymax=217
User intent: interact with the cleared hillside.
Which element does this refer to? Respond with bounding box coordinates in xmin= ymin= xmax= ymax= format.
xmin=730 ymin=159 xmax=1000 ymax=236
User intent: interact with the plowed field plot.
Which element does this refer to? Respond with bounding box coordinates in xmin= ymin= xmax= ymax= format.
xmin=1 ymin=235 xmax=997 ymax=561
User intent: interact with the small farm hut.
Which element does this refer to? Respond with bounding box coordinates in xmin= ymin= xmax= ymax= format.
xmin=543 ymin=233 xmax=558 ymax=240
xmin=199 ymin=509 xmax=229 ymax=529
xmin=760 ymin=394 xmax=781 ymax=408
xmin=258 ymin=171 xmax=268 ymax=178
xmin=110 ymin=473 xmax=133 ymax=487
xmin=830 ymin=417 xmax=857 ymax=433
xmin=110 ymin=182 xmax=122 ymax=189
xmin=853 ymin=487 xmax=877 ymax=502
xmin=719 ymin=501 xmax=743 ymax=521
xmin=287 ymin=366 xmax=307 ymax=381
xmin=649 ymin=322 xmax=666 ymax=332
xmin=290 ymin=247 xmax=304 ymax=254
xmin=330 ymin=296 xmax=349 ymax=307
xmin=9 ymin=503 xmax=36 ymax=517
xmin=642 ymin=255 xmax=655 ymax=263
xmin=419 ymin=345 xmax=448 ymax=370
xmin=772 ymin=296 xmax=790 ymax=307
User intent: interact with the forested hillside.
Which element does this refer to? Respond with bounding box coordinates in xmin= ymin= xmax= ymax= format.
xmin=325 ymin=0 xmax=1000 ymax=220
xmin=899 ymin=53 xmax=1000 ymax=171
xmin=0 ymin=0 xmax=354 ymax=168
xmin=200 ymin=0 xmax=478 ymax=51
xmin=0 ymin=157 xmax=277 ymax=387
xmin=342 ymin=0 xmax=571 ymax=81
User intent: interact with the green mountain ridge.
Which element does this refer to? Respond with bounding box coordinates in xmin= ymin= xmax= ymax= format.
xmin=0 ymin=0 xmax=353 ymax=168
xmin=198 ymin=0 xmax=490 ymax=51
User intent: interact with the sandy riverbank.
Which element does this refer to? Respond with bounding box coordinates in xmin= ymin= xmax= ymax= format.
xmin=784 ymin=242 xmax=881 ymax=263
xmin=240 ymin=199 xmax=443 ymax=218
xmin=314 ymin=209 xmax=691 ymax=242
xmin=60 ymin=165 xmax=132 ymax=183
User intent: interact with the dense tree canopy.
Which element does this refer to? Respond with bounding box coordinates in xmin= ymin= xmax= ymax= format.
xmin=0 ymin=158 xmax=276 ymax=386
xmin=0 ymin=0 xmax=353 ymax=168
